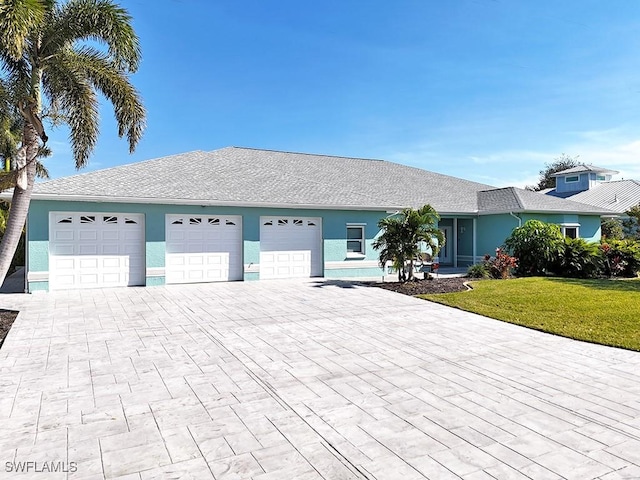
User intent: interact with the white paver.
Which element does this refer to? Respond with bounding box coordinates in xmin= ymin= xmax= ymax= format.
xmin=1 ymin=279 xmax=640 ymax=479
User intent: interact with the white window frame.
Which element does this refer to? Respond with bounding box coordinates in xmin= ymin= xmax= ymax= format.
xmin=560 ymin=224 xmax=580 ymax=239
xmin=565 ymin=175 xmax=579 ymax=183
xmin=346 ymin=224 xmax=366 ymax=257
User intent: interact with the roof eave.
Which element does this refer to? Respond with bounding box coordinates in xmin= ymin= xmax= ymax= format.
xmin=28 ymin=192 xmax=408 ymax=212
xmin=478 ymin=208 xmax=615 ymax=216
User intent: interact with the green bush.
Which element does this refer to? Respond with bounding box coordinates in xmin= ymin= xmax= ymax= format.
xmin=601 ymin=218 xmax=625 ymax=240
xmin=505 ymin=220 xmax=564 ymax=276
xmin=554 ymin=237 xmax=603 ymax=278
xmin=601 ymin=239 xmax=640 ymax=277
xmin=467 ymin=262 xmax=490 ymax=279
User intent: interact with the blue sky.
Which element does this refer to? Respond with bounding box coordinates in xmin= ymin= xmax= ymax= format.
xmin=46 ymin=0 xmax=640 ymax=188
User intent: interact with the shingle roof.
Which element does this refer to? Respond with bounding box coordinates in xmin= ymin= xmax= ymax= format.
xmin=30 ymin=147 xmax=613 ymax=215
xmin=551 ymin=180 xmax=640 ymax=214
xmin=552 ymin=164 xmax=619 ymax=176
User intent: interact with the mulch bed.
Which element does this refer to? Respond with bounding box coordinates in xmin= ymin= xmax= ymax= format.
xmin=0 ymin=310 xmax=18 ymax=348
xmin=371 ymin=276 xmax=471 ymax=296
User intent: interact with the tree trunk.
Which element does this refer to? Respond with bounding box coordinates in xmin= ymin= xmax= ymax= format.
xmin=0 ymin=123 xmax=39 ymax=287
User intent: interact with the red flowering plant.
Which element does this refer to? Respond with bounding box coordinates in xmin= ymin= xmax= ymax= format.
xmin=489 ymin=248 xmax=518 ymax=279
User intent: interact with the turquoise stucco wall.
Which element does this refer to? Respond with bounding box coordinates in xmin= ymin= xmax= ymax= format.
xmin=27 ymin=200 xmax=605 ymax=290
xmin=477 ymin=212 xmax=603 ymax=260
xmin=27 ymin=200 xmax=389 ymax=290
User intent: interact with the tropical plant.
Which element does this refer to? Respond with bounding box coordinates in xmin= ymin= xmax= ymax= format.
xmin=504 ymin=220 xmax=564 ymax=276
xmin=0 ymin=0 xmax=145 ymax=286
xmin=373 ymin=204 xmax=445 ymax=282
xmin=601 ymin=239 xmax=640 ymax=278
xmin=601 ymin=217 xmax=625 ymax=240
xmin=623 ymin=205 xmax=640 ymax=239
xmin=553 ymin=237 xmax=603 ymax=279
xmin=488 ymin=248 xmax=518 ymax=279
xmin=467 ymin=262 xmax=490 ymax=279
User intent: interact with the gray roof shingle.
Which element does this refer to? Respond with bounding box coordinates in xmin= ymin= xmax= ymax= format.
xmin=31 ymin=147 xmax=613 ymax=215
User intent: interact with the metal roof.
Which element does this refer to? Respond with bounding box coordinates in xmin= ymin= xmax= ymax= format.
xmin=555 ymin=180 xmax=640 ymax=214
xmin=552 ymin=164 xmax=619 ymax=176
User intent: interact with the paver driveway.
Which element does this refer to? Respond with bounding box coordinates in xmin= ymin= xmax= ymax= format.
xmin=1 ymin=280 xmax=640 ymax=479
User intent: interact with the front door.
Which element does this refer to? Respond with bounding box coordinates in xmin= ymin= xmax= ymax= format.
xmin=439 ymin=226 xmax=452 ymax=265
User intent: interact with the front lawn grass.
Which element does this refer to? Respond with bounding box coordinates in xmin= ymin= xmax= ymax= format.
xmin=420 ymin=277 xmax=640 ymax=351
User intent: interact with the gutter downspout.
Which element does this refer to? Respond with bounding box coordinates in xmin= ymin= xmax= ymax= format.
xmin=509 ymin=212 xmax=522 ymax=227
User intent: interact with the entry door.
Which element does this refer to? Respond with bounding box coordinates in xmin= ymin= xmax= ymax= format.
xmin=259 ymin=217 xmax=322 ymax=279
xmin=439 ymin=226 xmax=452 ymax=264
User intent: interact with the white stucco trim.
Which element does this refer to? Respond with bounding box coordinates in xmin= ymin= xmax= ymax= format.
xmin=244 ymin=263 xmax=260 ymax=273
xmin=324 ymin=260 xmax=380 ymax=270
xmin=146 ymin=267 xmax=165 ymax=277
xmin=27 ymin=271 xmax=49 ymax=282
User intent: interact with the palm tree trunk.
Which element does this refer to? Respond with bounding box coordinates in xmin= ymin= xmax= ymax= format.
xmin=0 ymin=123 xmax=39 ymax=287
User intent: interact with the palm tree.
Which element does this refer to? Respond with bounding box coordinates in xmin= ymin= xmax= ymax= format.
xmin=373 ymin=205 xmax=445 ymax=282
xmin=0 ymin=0 xmax=145 ymax=285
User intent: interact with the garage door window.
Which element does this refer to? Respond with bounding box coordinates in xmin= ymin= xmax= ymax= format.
xmin=347 ymin=225 xmax=365 ymax=256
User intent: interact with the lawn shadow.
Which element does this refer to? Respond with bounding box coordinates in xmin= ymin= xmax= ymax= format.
xmin=546 ymin=277 xmax=640 ymax=292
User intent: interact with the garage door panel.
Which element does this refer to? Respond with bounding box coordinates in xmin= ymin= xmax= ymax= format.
xmin=78 ymin=244 xmax=98 ymax=255
xmin=54 ymin=231 xmax=74 ymax=241
xmin=102 ymin=230 xmax=119 ymax=241
xmin=165 ymin=215 xmax=241 ymax=284
xmin=49 ymin=212 xmax=145 ymax=290
xmin=260 ymin=217 xmax=322 ymax=280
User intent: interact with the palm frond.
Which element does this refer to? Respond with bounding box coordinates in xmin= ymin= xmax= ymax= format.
xmin=41 ymin=0 xmax=141 ymax=72
xmin=35 ymin=158 xmax=49 ymax=178
xmin=0 ymin=0 xmax=46 ymax=61
xmin=67 ymin=47 xmax=145 ymax=152
xmin=43 ymin=51 xmax=99 ymax=168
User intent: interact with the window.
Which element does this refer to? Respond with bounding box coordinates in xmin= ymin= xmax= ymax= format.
xmin=565 ymin=175 xmax=579 ymax=183
xmin=560 ymin=224 xmax=579 ymax=239
xmin=346 ymin=225 xmax=365 ymax=256
xmin=596 ymin=175 xmax=606 ymax=181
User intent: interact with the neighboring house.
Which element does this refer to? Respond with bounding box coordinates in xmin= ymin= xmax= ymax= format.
xmin=9 ymin=147 xmax=613 ymax=291
xmin=544 ymin=164 xmax=640 ymax=215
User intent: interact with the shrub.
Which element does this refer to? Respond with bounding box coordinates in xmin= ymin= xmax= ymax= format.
xmin=554 ymin=237 xmax=603 ymax=278
xmin=505 ymin=220 xmax=564 ymax=276
xmin=601 ymin=240 xmax=640 ymax=277
xmin=490 ymin=248 xmax=518 ymax=279
xmin=601 ymin=218 xmax=624 ymax=240
xmin=467 ymin=262 xmax=490 ymax=279
xmin=467 ymin=249 xmax=517 ymax=279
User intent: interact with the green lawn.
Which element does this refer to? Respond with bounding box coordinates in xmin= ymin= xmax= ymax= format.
xmin=420 ymin=277 xmax=640 ymax=351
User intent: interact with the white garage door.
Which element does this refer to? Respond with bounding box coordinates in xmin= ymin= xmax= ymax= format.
xmin=260 ymin=217 xmax=322 ymax=279
xmin=165 ymin=214 xmax=242 ymax=284
xmin=49 ymin=212 xmax=145 ymax=290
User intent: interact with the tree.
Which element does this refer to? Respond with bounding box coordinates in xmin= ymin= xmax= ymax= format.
xmin=623 ymin=205 xmax=640 ymax=239
xmin=373 ymin=205 xmax=445 ymax=282
xmin=0 ymin=0 xmax=145 ymax=286
xmin=504 ymin=220 xmax=564 ymax=275
xmin=528 ymin=153 xmax=580 ymax=191
xmin=601 ymin=217 xmax=624 ymax=240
